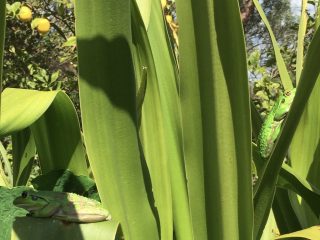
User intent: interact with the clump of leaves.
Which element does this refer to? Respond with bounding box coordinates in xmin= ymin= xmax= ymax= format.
xmin=248 ymin=50 xmax=283 ymax=118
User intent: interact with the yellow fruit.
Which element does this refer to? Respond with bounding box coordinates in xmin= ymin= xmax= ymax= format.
xmin=161 ymin=0 xmax=167 ymax=9
xmin=37 ymin=18 xmax=51 ymax=34
xmin=18 ymin=6 xmax=32 ymax=22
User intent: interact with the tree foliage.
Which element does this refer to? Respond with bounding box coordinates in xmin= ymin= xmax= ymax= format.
xmin=4 ymin=0 xmax=78 ymax=104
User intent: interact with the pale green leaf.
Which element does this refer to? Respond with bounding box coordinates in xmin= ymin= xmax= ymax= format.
xmin=0 ymin=88 xmax=87 ymax=176
xmin=177 ymin=0 xmax=252 ymax=239
xmin=147 ymin=1 xmax=193 ymax=239
xmin=75 ymin=0 xmax=159 ymax=239
xmin=276 ymin=225 xmax=320 ymax=239
xmin=131 ymin=1 xmax=173 ymax=239
xmin=296 ymin=0 xmax=308 ymax=82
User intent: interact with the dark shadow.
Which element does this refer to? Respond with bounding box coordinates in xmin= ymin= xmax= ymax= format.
xmin=273 ymin=188 xmax=301 ymax=234
xmin=302 ymin=140 xmax=320 ymax=219
xmin=31 ymin=169 xmax=98 ymax=199
xmin=13 ymin=171 xmax=90 ymax=240
xmin=14 ymin=217 xmax=117 ymax=240
xmin=308 ymin=140 xmax=320 ymax=189
xmin=77 ymin=35 xmax=137 ymax=123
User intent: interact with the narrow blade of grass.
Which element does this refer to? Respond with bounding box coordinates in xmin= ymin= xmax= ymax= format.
xmin=252 ymin=0 xmax=293 ymax=91
xmin=296 ymin=0 xmax=308 ymax=82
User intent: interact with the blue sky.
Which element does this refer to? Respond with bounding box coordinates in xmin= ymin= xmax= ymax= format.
xmin=290 ymin=0 xmax=315 ymax=16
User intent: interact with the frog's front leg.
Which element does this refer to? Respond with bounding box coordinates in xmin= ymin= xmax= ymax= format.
xmin=30 ymin=202 xmax=61 ymax=218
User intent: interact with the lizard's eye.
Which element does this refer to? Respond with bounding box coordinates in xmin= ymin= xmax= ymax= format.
xmin=21 ymin=191 xmax=28 ymax=198
xmin=31 ymin=195 xmax=39 ymax=201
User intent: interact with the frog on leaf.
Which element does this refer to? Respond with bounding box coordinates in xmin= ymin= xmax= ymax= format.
xmin=13 ymin=190 xmax=111 ymax=223
xmin=258 ymin=88 xmax=296 ymax=158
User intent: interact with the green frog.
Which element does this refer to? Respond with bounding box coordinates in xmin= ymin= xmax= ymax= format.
xmin=13 ymin=190 xmax=111 ymax=223
xmin=258 ymin=88 xmax=296 ymax=158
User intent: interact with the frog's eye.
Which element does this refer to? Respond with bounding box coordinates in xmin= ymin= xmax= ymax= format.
xmin=31 ymin=195 xmax=39 ymax=201
xmin=21 ymin=191 xmax=28 ymax=198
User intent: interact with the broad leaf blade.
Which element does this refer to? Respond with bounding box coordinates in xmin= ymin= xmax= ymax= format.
xmin=75 ymin=0 xmax=159 ymax=239
xmin=177 ymin=0 xmax=252 ymax=239
xmin=0 ymin=88 xmax=57 ymax=136
xmin=131 ymin=2 xmax=173 ymax=239
xmin=30 ymin=92 xmax=87 ymax=175
xmin=0 ymin=88 xmax=87 ymax=176
xmin=146 ymin=1 xmax=193 ymax=239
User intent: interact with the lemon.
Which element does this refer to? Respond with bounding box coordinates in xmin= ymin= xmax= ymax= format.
xmin=18 ymin=6 xmax=32 ymax=22
xmin=37 ymin=18 xmax=51 ymax=34
xmin=161 ymin=0 xmax=167 ymax=9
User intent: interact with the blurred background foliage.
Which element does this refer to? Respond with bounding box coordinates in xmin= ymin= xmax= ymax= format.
xmin=244 ymin=0 xmax=316 ymax=116
xmin=1 ymin=0 xmax=77 ymax=186
xmin=3 ymin=0 xmax=314 ymax=116
xmin=3 ymin=0 xmax=77 ymax=101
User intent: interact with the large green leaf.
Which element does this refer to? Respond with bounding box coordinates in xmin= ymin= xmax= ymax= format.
xmin=0 ymin=88 xmax=87 ymax=176
xmin=30 ymin=92 xmax=87 ymax=175
xmin=75 ymin=1 xmax=159 ymax=239
xmin=253 ymin=27 xmax=320 ymax=239
xmin=288 ymin=76 xmax=320 ymax=228
xmin=131 ymin=1 xmax=173 ymax=239
xmin=176 ymin=0 xmax=252 ymax=239
xmin=288 ymin=6 xmax=320 ymax=228
xmin=146 ymin=1 xmax=193 ymax=239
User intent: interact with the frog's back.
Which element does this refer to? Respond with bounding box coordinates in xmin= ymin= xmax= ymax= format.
xmin=258 ymin=94 xmax=284 ymax=158
xmin=56 ymin=193 xmax=111 ymax=223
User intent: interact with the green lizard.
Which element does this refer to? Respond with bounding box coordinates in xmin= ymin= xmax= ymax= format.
xmin=258 ymin=88 xmax=296 ymax=158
